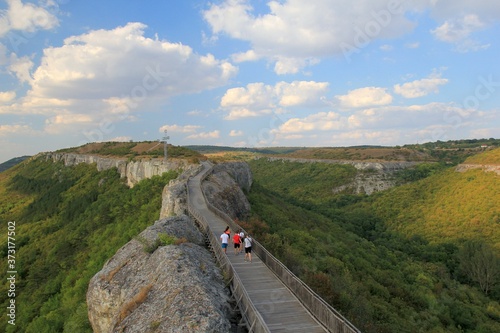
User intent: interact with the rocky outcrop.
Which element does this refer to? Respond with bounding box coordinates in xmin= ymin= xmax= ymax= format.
xmin=202 ymin=162 xmax=252 ymax=220
xmin=455 ymin=164 xmax=500 ymax=175
xmin=44 ymin=152 xmax=196 ymax=187
xmin=87 ymin=215 xmax=232 ymax=333
xmin=160 ymin=165 xmax=203 ymax=218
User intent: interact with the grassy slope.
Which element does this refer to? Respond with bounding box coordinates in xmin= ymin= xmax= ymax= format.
xmin=373 ymin=168 xmax=500 ymax=249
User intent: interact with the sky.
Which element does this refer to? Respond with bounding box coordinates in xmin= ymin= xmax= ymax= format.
xmin=0 ymin=0 xmax=499 ymax=163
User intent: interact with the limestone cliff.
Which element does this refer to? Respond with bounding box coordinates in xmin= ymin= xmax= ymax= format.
xmin=160 ymin=165 xmax=203 ymax=218
xmin=86 ymin=215 xmax=232 ymax=333
xmin=44 ymin=152 xmax=196 ymax=187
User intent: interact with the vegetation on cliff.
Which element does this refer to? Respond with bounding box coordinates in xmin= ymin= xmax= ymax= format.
xmin=57 ymin=141 xmax=204 ymax=162
xmin=0 ymin=157 xmax=179 ymax=332
xmin=244 ymin=150 xmax=500 ymax=333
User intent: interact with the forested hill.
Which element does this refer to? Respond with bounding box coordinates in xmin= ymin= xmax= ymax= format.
xmin=0 ymin=153 xmax=182 ymax=332
xmin=0 ymin=156 xmax=31 ymax=172
xmin=244 ymin=147 xmax=500 ymax=333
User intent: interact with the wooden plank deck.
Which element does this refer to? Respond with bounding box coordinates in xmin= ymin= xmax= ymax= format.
xmin=188 ymin=163 xmax=328 ymax=333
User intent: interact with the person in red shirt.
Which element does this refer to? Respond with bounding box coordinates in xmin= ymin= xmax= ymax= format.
xmin=233 ymin=231 xmax=241 ymax=255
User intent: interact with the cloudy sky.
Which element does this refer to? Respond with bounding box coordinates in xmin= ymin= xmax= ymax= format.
xmin=1 ymin=0 xmax=499 ymax=162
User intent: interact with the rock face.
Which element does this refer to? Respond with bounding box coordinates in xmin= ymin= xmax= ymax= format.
xmin=456 ymin=163 xmax=500 ymax=175
xmin=44 ymin=152 xmax=196 ymax=187
xmin=160 ymin=165 xmax=203 ymax=218
xmin=87 ymin=215 xmax=232 ymax=333
xmin=202 ymin=162 xmax=252 ymax=220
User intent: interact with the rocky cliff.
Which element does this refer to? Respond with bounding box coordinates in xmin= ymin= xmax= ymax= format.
xmin=86 ymin=161 xmax=253 ymax=333
xmin=44 ymin=152 xmax=196 ymax=187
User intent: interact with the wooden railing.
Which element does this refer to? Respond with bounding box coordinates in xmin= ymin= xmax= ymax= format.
xmin=199 ymin=164 xmax=361 ymax=333
xmin=186 ymin=163 xmax=270 ymax=333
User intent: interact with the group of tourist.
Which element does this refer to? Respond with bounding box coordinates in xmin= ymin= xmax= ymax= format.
xmin=220 ymin=227 xmax=253 ymax=262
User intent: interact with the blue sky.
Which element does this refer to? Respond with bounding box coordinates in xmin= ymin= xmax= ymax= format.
xmin=1 ymin=0 xmax=499 ymax=163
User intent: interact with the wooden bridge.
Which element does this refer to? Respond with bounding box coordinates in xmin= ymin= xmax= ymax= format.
xmin=187 ymin=161 xmax=361 ymax=333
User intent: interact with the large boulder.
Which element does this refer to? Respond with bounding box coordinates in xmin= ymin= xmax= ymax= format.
xmin=202 ymin=162 xmax=252 ymax=220
xmin=87 ymin=215 xmax=231 ymax=333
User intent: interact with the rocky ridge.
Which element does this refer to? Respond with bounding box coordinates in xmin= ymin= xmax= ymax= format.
xmin=455 ymin=163 xmax=500 ymax=175
xmin=86 ymin=161 xmax=253 ymax=333
xmin=44 ymin=152 xmax=196 ymax=187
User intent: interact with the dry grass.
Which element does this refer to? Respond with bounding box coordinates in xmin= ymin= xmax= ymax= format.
xmin=101 ymin=260 xmax=129 ymax=283
xmin=118 ymin=284 xmax=153 ymax=322
xmin=174 ymin=237 xmax=188 ymax=245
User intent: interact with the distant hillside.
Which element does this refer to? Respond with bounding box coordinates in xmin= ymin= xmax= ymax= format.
xmin=185 ymin=145 xmax=302 ymax=155
xmin=187 ymin=138 xmax=500 ymax=164
xmin=0 ymin=155 xmax=30 ymax=172
xmin=463 ymin=147 xmax=500 ymax=164
xmin=277 ymin=146 xmax=434 ymax=161
xmin=58 ymin=141 xmax=204 ymax=161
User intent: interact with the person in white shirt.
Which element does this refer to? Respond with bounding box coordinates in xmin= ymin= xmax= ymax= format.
xmin=244 ymin=234 xmax=253 ymax=262
xmin=220 ymin=232 xmax=230 ymax=254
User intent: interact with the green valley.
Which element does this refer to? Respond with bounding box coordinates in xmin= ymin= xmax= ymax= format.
xmin=243 ymin=148 xmax=500 ymax=333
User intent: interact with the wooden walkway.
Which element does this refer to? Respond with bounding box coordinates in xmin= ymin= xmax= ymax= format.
xmin=188 ymin=162 xmax=328 ymax=333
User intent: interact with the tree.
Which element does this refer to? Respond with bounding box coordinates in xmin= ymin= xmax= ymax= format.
xmin=459 ymin=240 xmax=500 ymax=295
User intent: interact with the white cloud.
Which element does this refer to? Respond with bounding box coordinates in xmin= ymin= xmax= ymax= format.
xmin=271 ymin=102 xmax=482 ymax=146
xmin=8 ymin=53 xmax=34 ymax=83
xmin=159 ymin=124 xmax=202 ymax=133
xmin=0 ymin=90 xmax=16 ymax=103
xmin=231 ymin=50 xmax=260 ymax=63
xmin=186 ymin=130 xmax=220 ymax=140
xmin=204 ymin=0 xmax=416 ymax=74
xmin=107 ymin=136 xmax=132 ymax=142
xmin=336 ymin=87 xmax=393 ymax=108
xmin=394 ymin=73 xmax=449 ymax=98
xmin=229 ymin=130 xmax=244 ymax=137
xmin=0 ymin=0 xmax=59 ymax=37
xmin=431 ymin=14 xmax=490 ymax=52
xmin=278 ymin=112 xmax=342 ymax=133
xmin=1 ymin=22 xmax=237 ymax=135
xmin=203 ymin=1 xmax=500 ymax=72
xmin=221 ymin=81 xmax=329 ymax=119
xmin=0 ymin=123 xmax=31 ymax=136
xmin=28 ymin=23 xmax=236 ymax=101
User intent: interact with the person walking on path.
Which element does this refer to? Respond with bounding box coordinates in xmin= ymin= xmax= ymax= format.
xmin=244 ymin=234 xmax=253 ymax=262
xmin=220 ymin=230 xmax=230 ymax=254
xmin=233 ymin=231 xmax=241 ymax=255
xmin=239 ymin=229 xmax=245 ymax=255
